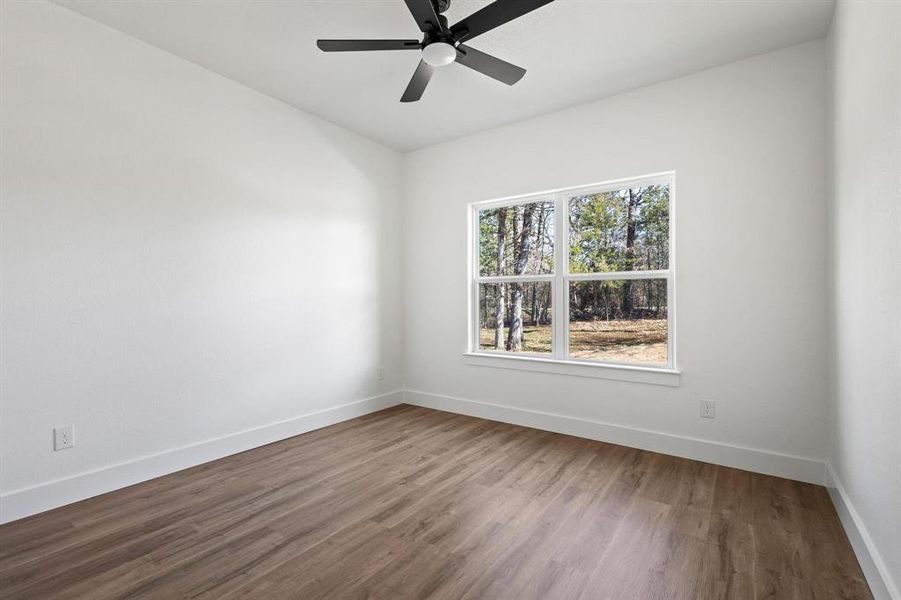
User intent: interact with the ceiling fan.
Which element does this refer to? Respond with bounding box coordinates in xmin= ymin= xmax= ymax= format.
xmin=316 ymin=0 xmax=556 ymax=102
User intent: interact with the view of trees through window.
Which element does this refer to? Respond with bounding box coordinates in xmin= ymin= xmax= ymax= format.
xmin=569 ymin=185 xmax=669 ymax=273
xmin=475 ymin=180 xmax=672 ymax=366
xmin=479 ymin=282 xmax=552 ymax=354
xmin=479 ymin=201 xmax=554 ymax=277
xmin=478 ymin=201 xmax=555 ymax=354
xmin=569 ymin=279 xmax=667 ymax=364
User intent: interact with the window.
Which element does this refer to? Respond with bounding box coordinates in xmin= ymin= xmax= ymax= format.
xmin=469 ymin=173 xmax=674 ymax=372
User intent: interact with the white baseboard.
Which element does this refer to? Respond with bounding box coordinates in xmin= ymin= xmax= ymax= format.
xmin=0 ymin=390 xmax=404 ymax=524
xmin=826 ymin=463 xmax=899 ymax=600
xmin=404 ymin=389 xmax=826 ymax=485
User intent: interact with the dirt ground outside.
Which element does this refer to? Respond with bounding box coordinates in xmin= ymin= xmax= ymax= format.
xmin=479 ymin=318 xmax=667 ymax=365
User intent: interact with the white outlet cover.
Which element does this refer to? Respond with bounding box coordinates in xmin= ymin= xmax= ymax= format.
xmin=54 ymin=425 xmax=74 ymax=450
xmin=700 ymin=400 xmax=716 ymax=419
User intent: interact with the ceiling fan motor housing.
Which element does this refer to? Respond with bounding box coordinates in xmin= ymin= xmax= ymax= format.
xmin=422 ymin=41 xmax=457 ymax=66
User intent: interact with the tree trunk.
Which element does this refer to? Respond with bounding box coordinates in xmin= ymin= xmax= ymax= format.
xmin=542 ymin=285 xmax=551 ymax=324
xmin=622 ymin=189 xmax=639 ymax=317
xmin=508 ymin=283 xmax=524 ymax=350
xmin=494 ymin=208 xmax=507 ymax=348
xmin=506 ymin=204 xmax=535 ymax=351
xmin=530 ymin=285 xmax=537 ymax=325
xmin=532 ymin=205 xmax=550 ymax=324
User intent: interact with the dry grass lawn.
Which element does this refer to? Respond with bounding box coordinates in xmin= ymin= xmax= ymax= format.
xmin=480 ymin=318 xmax=667 ymax=365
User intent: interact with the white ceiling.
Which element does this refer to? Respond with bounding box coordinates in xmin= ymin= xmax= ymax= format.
xmin=55 ymin=0 xmax=835 ymax=151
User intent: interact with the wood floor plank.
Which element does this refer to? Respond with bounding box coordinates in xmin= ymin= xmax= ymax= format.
xmin=0 ymin=405 xmax=872 ymax=600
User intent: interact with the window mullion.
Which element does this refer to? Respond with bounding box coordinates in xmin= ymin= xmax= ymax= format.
xmin=470 ymin=205 xmax=479 ymax=353
xmin=567 ymin=269 xmax=670 ymax=282
xmin=477 ymin=274 xmax=555 ymax=284
xmin=553 ymin=194 xmax=567 ymax=359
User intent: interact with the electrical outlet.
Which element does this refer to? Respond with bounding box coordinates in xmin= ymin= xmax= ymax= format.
xmin=54 ymin=425 xmax=74 ymax=450
xmin=376 ymin=367 xmax=385 ymax=381
xmin=700 ymin=400 xmax=716 ymax=419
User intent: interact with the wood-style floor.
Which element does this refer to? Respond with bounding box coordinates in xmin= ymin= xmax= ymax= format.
xmin=0 ymin=405 xmax=871 ymax=599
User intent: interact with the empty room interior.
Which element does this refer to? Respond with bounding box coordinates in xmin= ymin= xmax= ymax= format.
xmin=1 ymin=0 xmax=899 ymax=598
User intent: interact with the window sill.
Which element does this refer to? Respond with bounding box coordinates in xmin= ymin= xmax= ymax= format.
xmin=462 ymin=352 xmax=681 ymax=387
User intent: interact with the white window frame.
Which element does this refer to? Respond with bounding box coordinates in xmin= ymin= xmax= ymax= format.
xmin=465 ymin=171 xmax=679 ymax=386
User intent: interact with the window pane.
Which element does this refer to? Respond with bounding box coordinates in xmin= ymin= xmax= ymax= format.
xmin=479 ymin=201 xmax=554 ymax=277
xmin=479 ymin=282 xmax=552 ymax=354
xmin=569 ymin=184 xmax=669 ymax=273
xmin=568 ymin=279 xmax=667 ymax=365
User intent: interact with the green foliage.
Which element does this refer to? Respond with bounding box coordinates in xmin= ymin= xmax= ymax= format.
xmin=478 ymin=210 xmax=499 ymax=276
xmin=569 ymin=279 xmax=667 ymax=322
xmin=569 ymin=185 xmax=669 ymax=273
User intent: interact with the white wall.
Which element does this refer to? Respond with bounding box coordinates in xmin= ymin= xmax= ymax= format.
xmin=403 ymin=41 xmax=829 ymax=481
xmin=0 ymin=0 xmax=403 ymax=522
xmin=827 ymin=1 xmax=901 ymax=597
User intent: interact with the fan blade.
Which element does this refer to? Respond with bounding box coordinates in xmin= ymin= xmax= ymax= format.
xmin=317 ymin=39 xmax=421 ymax=52
xmin=401 ymin=60 xmax=434 ymax=102
xmin=451 ymin=0 xmax=555 ymax=42
xmin=455 ymin=44 xmax=525 ymax=85
xmin=403 ymin=0 xmax=443 ymax=32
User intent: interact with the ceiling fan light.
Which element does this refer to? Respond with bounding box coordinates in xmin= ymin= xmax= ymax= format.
xmin=422 ymin=42 xmax=457 ymax=67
